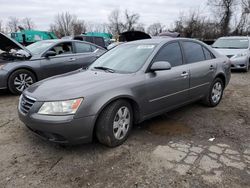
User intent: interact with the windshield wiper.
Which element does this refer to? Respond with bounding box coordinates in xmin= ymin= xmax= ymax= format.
xmin=94 ymin=66 xmax=116 ymax=73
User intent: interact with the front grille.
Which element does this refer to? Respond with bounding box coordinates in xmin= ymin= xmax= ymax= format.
xmin=19 ymin=95 xmax=36 ymax=114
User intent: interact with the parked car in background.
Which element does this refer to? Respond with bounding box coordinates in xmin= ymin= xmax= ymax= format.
xmin=212 ymin=36 xmax=250 ymax=72
xmin=0 ymin=32 xmax=106 ymax=94
xmin=73 ymin=35 xmax=106 ymax=49
xmin=18 ymin=38 xmax=231 ymax=147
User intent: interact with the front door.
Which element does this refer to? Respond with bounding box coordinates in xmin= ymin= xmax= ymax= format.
xmin=144 ymin=42 xmax=190 ymax=116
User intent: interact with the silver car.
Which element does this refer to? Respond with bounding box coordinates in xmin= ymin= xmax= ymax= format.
xmin=213 ymin=36 xmax=250 ymax=72
xmin=18 ymin=38 xmax=231 ymax=147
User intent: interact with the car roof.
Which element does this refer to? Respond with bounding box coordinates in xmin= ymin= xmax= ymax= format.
xmin=35 ymin=39 xmax=106 ymax=49
xmin=123 ymin=38 xmax=204 ymax=45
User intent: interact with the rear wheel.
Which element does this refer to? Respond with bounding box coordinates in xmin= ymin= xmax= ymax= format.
xmin=203 ymin=78 xmax=224 ymax=107
xmin=96 ymin=100 xmax=133 ymax=147
xmin=8 ymin=69 xmax=36 ymax=95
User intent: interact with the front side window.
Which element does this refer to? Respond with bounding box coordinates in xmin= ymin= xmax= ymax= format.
xmin=50 ymin=42 xmax=73 ymax=56
xmin=75 ymin=42 xmax=92 ymax=53
xmin=153 ymin=42 xmax=183 ymax=67
xmin=183 ymin=42 xmax=205 ymax=64
xmin=90 ymin=44 xmax=156 ymax=73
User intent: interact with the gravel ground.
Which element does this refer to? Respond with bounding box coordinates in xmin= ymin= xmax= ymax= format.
xmin=0 ymin=71 xmax=250 ymax=188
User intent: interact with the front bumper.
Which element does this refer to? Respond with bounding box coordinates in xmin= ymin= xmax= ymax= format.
xmin=0 ymin=69 xmax=8 ymax=89
xmin=230 ymin=57 xmax=248 ymax=70
xmin=18 ymin=110 xmax=96 ymax=145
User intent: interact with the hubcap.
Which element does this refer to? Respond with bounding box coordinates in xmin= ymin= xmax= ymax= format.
xmin=211 ymin=82 xmax=222 ymax=104
xmin=14 ymin=73 xmax=34 ymax=92
xmin=113 ymin=106 xmax=130 ymax=140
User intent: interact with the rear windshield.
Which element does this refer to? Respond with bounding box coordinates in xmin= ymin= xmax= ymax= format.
xmin=213 ymin=38 xmax=249 ymax=49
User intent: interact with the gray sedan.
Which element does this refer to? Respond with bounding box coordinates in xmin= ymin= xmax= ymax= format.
xmin=18 ymin=38 xmax=231 ymax=147
xmin=0 ymin=32 xmax=106 ymax=94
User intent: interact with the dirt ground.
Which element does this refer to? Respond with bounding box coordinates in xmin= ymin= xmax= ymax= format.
xmin=0 ymin=71 xmax=250 ymax=188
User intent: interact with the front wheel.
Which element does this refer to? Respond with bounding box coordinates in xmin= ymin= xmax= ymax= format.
xmin=203 ymin=78 xmax=224 ymax=107
xmin=96 ymin=100 xmax=133 ymax=147
xmin=8 ymin=69 xmax=36 ymax=95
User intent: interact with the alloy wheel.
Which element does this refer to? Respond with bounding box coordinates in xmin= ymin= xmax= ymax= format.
xmin=14 ymin=73 xmax=34 ymax=92
xmin=211 ymin=82 xmax=222 ymax=104
xmin=113 ymin=106 xmax=131 ymax=140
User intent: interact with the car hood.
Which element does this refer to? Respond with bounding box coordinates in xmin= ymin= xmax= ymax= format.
xmin=24 ymin=70 xmax=133 ymax=101
xmin=213 ymin=48 xmax=247 ymax=56
xmin=0 ymin=32 xmax=31 ymax=56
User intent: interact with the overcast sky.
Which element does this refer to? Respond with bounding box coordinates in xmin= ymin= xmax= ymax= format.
xmin=1 ymin=0 xmax=209 ymax=30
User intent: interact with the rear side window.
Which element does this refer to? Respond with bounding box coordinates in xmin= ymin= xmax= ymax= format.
xmin=153 ymin=42 xmax=183 ymax=67
xmin=75 ymin=42 xmax=92 ymax=53
xmin=183 ymin=42 xmax=205 ymax=63
xmin=203 ymin=47 xmax=214 ymax=60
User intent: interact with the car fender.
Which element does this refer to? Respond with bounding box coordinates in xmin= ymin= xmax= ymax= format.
xmin=74 ymin=88 xmax=144 ymax=121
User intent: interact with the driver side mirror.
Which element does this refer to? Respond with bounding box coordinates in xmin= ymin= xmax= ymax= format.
xmin=45 ymin=50 xmax=57 ymax=58
xmin=150 ymin=61 xmax=172 ymax=71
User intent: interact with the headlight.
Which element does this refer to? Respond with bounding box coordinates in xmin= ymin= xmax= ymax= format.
xmin=233 ymin=52 xmax=248 ymax=58
xmin=0 ymin=64 xmax=5 ymax=69
xmin=38 ymin=98 xmax=83 ymax=115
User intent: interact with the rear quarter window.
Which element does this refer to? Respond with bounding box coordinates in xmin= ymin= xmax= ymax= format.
xmin=203 ymin=47 xmax=215 ymax=60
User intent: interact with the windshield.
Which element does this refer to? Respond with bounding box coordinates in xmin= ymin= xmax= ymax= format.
xmin=25 ymin=41 xmax=55 ymax=55
xmin=213 ymin=38 xmax=249 ymax=49
xmin=90 ymin=44 xmax=156 ymax=73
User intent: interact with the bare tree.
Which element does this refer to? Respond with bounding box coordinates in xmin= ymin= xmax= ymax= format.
xmin=135 ymin=23 xmax=145 ymax=32
xmin=50 ymin=12 xmax=87 ymax=38
xmin=7 ymin=17 xmax=19 ymax=32
xmin=173 ymin=9 xmax=221 ymax=39
xmin=72 ymin=19 xmax=87 ymax=35
xmin=87 ymin=22 xmax=108 ymax=33
xmin=147 ymin=23 xmax=165 ymax=36
xmin=108 ymin=9 xmax=124 ymax=35
xmin=0 ymin=20 xmax=4 ymax=33
xmin=123 ymin=9 xmax=140 ymax=31
xmin=22 ymin=17 xmax=35 ymax=30
xmin=208 ymin=0 xmax=237 ymax=35
xmin=233 ymin=0 xmax=250 ymax=34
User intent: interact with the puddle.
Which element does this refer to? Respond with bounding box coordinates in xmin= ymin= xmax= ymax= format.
xmin=143 ymin=116 xmax=192 ymax=136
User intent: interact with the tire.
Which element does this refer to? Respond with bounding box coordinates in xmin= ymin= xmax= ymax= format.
xmin=203 ymin=78 xmax=224 ymax=107
xmin=96 ymin=100 xmax=133 ymax=147
xmin=8 ymin=69 xmax=36 ymax=95
xmin=244 ymin=62 xmax=249 ymax=72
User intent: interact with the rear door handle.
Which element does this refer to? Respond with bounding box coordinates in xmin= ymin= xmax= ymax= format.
xmin=181 ymin=71 xmax=189 ymax=77
xmin=68 ymin=58 xmax=76 ymax=62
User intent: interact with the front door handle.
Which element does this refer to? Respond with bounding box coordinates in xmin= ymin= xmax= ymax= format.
xmin=181 ymin=71 xmax=189 ymax=77
xmin=68 ymin=58 xmax=76 ymax=62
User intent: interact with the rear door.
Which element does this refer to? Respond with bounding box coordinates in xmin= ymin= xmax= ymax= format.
xmin=181 ymin=41 xmax=217 ymax=100
xmin=144 ymin=42 xmax=190 ymax=116
xmin=73 ymin=42 xmax=104 ymax=69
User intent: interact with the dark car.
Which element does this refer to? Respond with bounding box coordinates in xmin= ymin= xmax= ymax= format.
xmin=73 ymin=35 xmax=106 ymax=49
xmin=0 ymin=32 xmax=106 ymax=94
xmin=19 ymin=38 xmax=231 ymax=147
